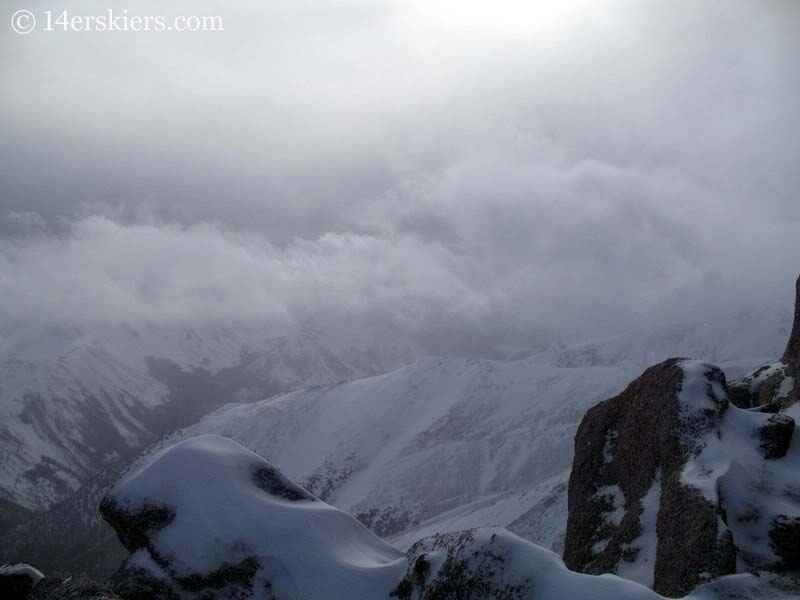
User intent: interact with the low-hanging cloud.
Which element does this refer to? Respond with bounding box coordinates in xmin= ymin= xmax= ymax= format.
xmin=1 ymin=0 xmax=798 ymax=347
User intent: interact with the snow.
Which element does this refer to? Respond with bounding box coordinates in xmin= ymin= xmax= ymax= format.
xmin=592 ymin=484 xmax=626 ymax=554
xmin=110 ymin=436 xmax=800 ymax=600
xmin=148 ymin=309 xmax=792 ymax=566
xmin=674 ymin=361 xmax=800 ymax=569
xmin=409 ymin=528 xmax=665 ymax=600
xmin=0 ymin=324 xmax=413 ymax=510
xmin=155 ymin=356 xmax=639 ymax=555
xmin=111 ymin=435 xmax=407 ymax=599
xmin=0 ymin=562 xmax=44 ymax=582
xmin=617 ymin=470 xmax=661 ymax=588
xmin=594 ymin=485 xmax=626 ymax=526
xmin=603 ymin=429 xmax=618 ymax=464
xmin=778 ymin=375 xmax=796 ymax=400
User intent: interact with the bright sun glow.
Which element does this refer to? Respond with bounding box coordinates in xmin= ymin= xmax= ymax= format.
xmin=412 ymin=0 xmax=597 ymax=37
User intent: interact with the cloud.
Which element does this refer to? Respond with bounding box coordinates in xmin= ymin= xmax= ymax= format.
xmin=0 ymin=0 xmax=798 ymax=345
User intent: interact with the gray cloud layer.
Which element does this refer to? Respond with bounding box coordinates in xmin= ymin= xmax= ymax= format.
xmin=1 ymin=0 xmax=798 ymax=344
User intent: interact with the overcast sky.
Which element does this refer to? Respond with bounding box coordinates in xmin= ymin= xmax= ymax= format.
xmin=1 ymin=0 xmax=799 ymax=346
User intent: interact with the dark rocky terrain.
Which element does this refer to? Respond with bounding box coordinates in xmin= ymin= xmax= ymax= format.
xmin=564 ymin=359 xmax=736 ymax=596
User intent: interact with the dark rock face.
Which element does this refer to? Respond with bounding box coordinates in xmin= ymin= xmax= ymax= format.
xmin=783 ymin=275 xmax=800 ymax=366
xmin=758 ymin=414 xmax=795 ymax=459
xmin=770 ymin=516 xmax=800 ymax=570
xmin=0 ymin=564 xmax=42 ymax=600
xmin=99 ymin=499 xmax=175 ymax=554
xmin=252 ymin=465 xmax=314 ymax=501
xmin=564 ymin=359 xmax=736 ymax=597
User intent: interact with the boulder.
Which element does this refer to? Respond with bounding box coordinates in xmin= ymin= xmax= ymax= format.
xmin=758 ymin=414 xmax=795 ymax=459
xmin=564 ymin=359 xmax=735 ymax=597
xmin=770 ymin=516 xmax=800 ymax=571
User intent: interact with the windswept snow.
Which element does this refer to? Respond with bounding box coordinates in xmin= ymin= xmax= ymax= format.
xmin=110 ymin=435 xmax=407 ymax=599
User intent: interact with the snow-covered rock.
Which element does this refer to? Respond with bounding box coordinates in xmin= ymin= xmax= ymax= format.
xmin=566 ymin=358 xmax=800 ymax=596
xmin=101 ymin=435 xmax=407 ymax=600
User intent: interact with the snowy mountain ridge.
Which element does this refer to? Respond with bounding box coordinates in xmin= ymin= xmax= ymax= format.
xmin=0 ymin=323 xmax=415 ymax=512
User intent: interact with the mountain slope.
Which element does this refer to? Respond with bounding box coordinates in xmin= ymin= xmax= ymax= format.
xmin=0 ymin=323 xmax=414 ymax=513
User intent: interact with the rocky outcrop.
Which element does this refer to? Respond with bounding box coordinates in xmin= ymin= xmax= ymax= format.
xmin=729 ymin=275 xmax=800 ymax=411
xmin=564 ymin=359 xmax=735 ymax=597
xmin=566 ymin=355 xmax=800 ymax=597
xmin=758 ymin=414 xmax=795 ymax=459
xmin=784 ymin=275 xmax=800 ymax=366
